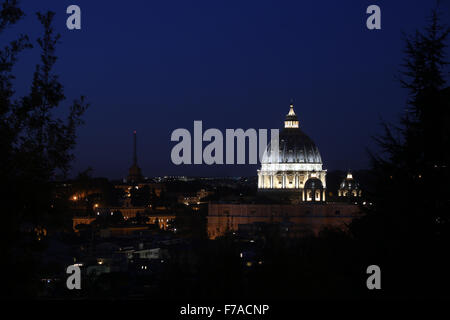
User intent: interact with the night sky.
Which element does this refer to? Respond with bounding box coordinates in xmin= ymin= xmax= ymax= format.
xmin=8 ymin=0 xmax=450 ymax=179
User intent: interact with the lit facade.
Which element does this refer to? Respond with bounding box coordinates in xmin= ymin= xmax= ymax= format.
xmin=207 ymin=203 xmax=360 ymax=239
xmin=257 ymin=103 xmax=327 ymax=202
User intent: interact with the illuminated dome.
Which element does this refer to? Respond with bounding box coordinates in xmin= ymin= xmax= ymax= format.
xmin=304 ymin=177 xmax=323 ymax=189
xmin=340 ymin=173 xmax=360 ymax=190
xmin=257 ymin=102 xmax=327 ymax=202
xmin=262 ymin=124 xmax=323 ymax=164
xmin=261 ymin=102 xmax=323 ymax=170
xmin=338 ymin=172 xmax=362 ymax=198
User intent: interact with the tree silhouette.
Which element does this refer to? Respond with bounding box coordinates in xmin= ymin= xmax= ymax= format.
xmin=351 ymin=7 xmax=450 ymax=297
xmin=1 ymin=2 xmax=88 ymax=297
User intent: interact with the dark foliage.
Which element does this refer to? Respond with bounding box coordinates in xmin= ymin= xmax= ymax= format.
xmin=1 ymin=1 xmax=88 ymax=297
xmin=350 ymin=7 xmax=450 ymax=297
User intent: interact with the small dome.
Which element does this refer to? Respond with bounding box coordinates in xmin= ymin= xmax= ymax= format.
xmin=339 ymin=172 xmax=360 ymax=190
xmin=304 ymin=178 xmax=323 ymax=189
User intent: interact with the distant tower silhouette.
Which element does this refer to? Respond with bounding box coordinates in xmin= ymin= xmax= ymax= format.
xmin=128 ymin=130 xmax=143 ymax=183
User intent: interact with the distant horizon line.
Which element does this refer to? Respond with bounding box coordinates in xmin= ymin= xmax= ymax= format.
xmin=65 ymin=168 xmax=371 ymax=181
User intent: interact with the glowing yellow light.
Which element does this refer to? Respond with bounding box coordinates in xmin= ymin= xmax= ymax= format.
xmin=284 ymin=120 xmax=299 ymax=128
xmin=72 ymin=196 xmax=77 ymax=201
xmin=288 ymin=104 xmax=296 ymax=116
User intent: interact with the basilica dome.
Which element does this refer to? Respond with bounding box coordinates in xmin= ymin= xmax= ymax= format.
xmin=262 ymin=127 xmax=322 ymax=164
xmin=261 ymin=104 xmax=322 ymax=165
xmin=257 ymin=102 xmax=327 ymax=203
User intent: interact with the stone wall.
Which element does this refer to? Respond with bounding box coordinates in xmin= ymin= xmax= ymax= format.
xmin=207 ymin=202 xmax=361 ymax=239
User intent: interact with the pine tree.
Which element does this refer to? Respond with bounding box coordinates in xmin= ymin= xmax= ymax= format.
xmin=350 ymin=7 xmax=450 ymax=297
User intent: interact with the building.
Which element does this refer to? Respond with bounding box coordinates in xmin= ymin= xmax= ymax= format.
xmin=207 ymin=203 xmax=360 ymax=239
xmin=114 ymin=130 xmax=165 ymax=206
xmin=257 ymin=103 xmax=327 ymax=203
xmin=72 ymin=208 xmax=175 ymax=231
xmin=114 ymin=183 xmax=165 ymax=207
xmin=128 ymin=130 xmax=143 ymax=184
xmin=177 ymin=189 xmax=212 ymax=206
xmin=338 ymin=171 xmax=362 ymax=198
xmin=207 ymin=101 xmax=362 ymax=239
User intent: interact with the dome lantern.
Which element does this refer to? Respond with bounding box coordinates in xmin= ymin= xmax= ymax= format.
xmin=284 ymin=103 xmax=299 ymax=128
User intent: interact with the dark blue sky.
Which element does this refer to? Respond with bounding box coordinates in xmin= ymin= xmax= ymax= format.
xmin=8 ymin=0 xmax=450 ymax=178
